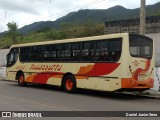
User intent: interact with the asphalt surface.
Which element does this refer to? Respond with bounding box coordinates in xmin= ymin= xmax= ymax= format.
xmin=0 ymin=80 xmax=160 ymax=120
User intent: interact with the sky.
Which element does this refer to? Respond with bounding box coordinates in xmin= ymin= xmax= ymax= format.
xmin=0 ymin=0 xmax=159 ymax=32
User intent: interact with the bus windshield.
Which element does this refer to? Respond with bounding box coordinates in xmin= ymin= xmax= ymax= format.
xmin=129 ymin=34 xmax=153 ymax=59
xmin=7 ymin=48 xmax=19 ymax=67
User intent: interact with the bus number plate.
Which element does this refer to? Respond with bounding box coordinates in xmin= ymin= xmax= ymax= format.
xmin=138 ymin=74 xmax=147 ymax=81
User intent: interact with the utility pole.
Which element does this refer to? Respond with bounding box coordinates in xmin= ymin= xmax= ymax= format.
xmin=140 ymin=0 xmax=146 ymax=35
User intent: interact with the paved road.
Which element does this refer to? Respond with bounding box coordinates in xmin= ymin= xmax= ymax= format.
xmin=0 ymin=80 xmax=160 ymax=120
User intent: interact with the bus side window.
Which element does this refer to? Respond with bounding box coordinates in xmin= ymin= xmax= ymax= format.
xmin=43 ymin=45 xmax=60 ymax=62
xmin=71 ymin=43 xmax=80 ymax=61
xmin=30 ymin=46 xmax=43 ymax=62
xmin=108 ymin=39 xmax=122 ymax=62
xmin=95 ymin=41 xmax=109 ymax=61
xmin=61 ymin=44 xmax=71 ymax=61
xmin=20 ymin=47 xmax=30 ymax=62
xmin=81 ymin=42 xmax=94 ymax=62
xmin=95 ymin=38 xmax=122 ymax=62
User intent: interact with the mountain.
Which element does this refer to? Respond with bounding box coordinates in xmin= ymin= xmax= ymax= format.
xmin=1 ymin=2 xmax=160 ymax=36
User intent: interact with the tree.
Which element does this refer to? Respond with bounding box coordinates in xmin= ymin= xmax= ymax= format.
xmin=71 ymin=20 xmax=104 ymax=37
xmin=6 ymin=21 xmax=19 ymax=44
xmin=46 ymin=29 xmax=67 ymax=40
xmin=36 ymin=27 xmax=52 ymax=33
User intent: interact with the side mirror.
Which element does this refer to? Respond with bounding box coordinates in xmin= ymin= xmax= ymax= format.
xmin=6 ymin=53 xmax=11 ymax=67
xmin=7 ymin=53 xmax=10 ymax=61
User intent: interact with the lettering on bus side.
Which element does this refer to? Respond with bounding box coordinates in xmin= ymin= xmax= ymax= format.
xmin=15 ymin=65 xmax=25 ymax=70
xmin=30 ymin=64 xmax=62 ymax=71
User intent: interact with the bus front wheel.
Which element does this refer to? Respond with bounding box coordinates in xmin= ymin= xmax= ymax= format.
xmin=18 ymin=73 xmax=27 ymax=87
xmin=62 ymin=75 xmax=77 ymax=93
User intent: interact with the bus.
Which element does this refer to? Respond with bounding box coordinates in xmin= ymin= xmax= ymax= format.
xmin=6 ymin=33 xmax=154 ymax=93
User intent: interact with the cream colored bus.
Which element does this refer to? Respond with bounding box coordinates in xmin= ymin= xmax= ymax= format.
xmin=6 ymin=33 xmax=154 ymax=93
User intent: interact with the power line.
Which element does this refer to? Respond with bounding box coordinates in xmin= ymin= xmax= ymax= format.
xmin=49 ymin=0 xmax=117 ymax=21
xmin=2 ymin=0 xmax=117 ymax=30
xmin=14 ymin=0 xmax=103 ymax=25
xmin=1 ymin=0 xmax=113 ymax=21
xmin=45 ymin=0 xmax=106 ymax=19
xmin=0 ymin=0 xmax=53 ymax=19
xmin=23 ymin=0 xmax=115 ymax=25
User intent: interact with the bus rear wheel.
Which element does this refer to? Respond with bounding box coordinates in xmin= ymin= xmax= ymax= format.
xmin=18 ymin=73 xmax=27 ymax=87
xmin=62 ymin=75 xmax=77 ymax=93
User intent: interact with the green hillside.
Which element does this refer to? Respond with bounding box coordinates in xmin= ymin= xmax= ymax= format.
xmin=16 ymin=2 xmax=160 ymax=34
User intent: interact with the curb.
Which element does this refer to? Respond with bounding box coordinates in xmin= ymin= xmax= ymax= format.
xmin=137 ymin=94 xmax=160 ymax=99
xmin=0 ymin=78 xmax=4 ymax=81
xmin=0 ymin=79 xmax=17 ymax=82
xmin=119 ymin=91 xmax=160 ymax=100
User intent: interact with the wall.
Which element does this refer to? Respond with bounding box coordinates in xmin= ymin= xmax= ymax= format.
xmin=146 ymin=33 xmax=160 ymax=91
xmin=0 ymin=67 xmax=6 ymax=79
xmin=146 ymin=33 xmax=160 ymax=67
xmin=0 ymin=49 xmax=9 ymax=67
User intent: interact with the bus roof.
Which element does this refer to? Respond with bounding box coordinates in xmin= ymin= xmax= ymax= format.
xmin=11 ymin=33 xmax=129 ymax=48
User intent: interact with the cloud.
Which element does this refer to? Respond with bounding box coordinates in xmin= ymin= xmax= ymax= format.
xmin=0 ymin=0 xmax=40 ymax=15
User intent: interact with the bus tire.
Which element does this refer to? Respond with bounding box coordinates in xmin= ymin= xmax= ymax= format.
xmin=18 ymin=73 xmax=27 ymax=87
xmin=62 ymin=75 xmax=77 ymax=93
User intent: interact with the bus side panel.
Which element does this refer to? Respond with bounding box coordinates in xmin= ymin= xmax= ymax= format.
xmin=75 ymin=62 xmax=122 ymax=91
xmin=6 ymin=61 xmax=20 ymax=81
xmin=6 ymin=70 xmax=17 ymax=81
